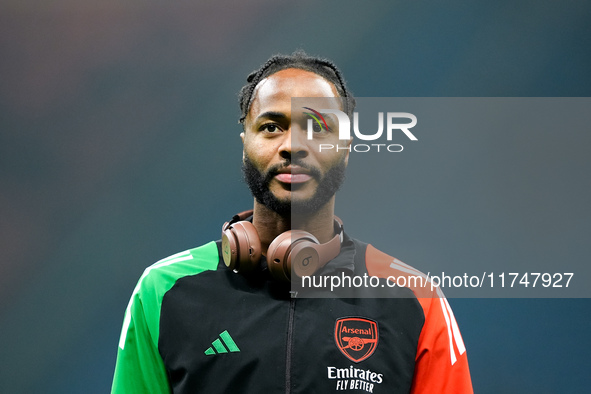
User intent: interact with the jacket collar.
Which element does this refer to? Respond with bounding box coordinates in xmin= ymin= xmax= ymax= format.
xmin=316 ymin=230 xmax=356 ymax=276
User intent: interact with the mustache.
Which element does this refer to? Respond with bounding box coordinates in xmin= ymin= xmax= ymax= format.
xmin=264 ymin=160 xmax=322 ymax=183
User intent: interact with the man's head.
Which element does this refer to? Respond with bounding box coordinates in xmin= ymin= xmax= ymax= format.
xmin=239 ymin=51 xmax=355 ymax=216
xmin=238 ymin=51 xmax=355 ymax=125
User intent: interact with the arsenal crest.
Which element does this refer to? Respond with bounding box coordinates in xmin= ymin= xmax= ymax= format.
xmin=334 ymin=317 xmax=379 ymax=363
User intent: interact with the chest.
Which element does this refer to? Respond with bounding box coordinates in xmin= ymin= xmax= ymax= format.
xmin=158 ymin=270 xmax=424 ymax=394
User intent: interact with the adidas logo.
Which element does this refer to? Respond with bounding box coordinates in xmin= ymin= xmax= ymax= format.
xmin=204 ymin=330 xmax=240 ymax=355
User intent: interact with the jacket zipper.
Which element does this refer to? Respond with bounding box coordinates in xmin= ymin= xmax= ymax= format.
xmin=285 ymin=297 xmax=296 ymax=394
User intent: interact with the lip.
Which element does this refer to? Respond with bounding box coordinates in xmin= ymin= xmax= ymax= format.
xmin=274 ymin=166 xmax=312 ymax=184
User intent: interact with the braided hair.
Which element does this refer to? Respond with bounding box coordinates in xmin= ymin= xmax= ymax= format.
xmin=238 ymin=50 xmax=355 ymax=125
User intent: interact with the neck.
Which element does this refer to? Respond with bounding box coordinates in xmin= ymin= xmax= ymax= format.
xmin=252 ymin=198 xmax=337 ymax=255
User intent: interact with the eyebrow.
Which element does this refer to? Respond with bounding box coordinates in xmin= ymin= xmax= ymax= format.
xmin=255 ymin=111 xmax=288 ymax=122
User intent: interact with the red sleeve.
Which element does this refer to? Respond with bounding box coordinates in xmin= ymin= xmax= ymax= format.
xmin=411 ymin=295 xmax=473 ymax=393
xmin=365 ymin=244 xmax=473 ymax=393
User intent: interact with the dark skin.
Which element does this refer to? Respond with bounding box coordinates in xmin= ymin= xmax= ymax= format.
xmin=240 ymin=68 xmax=351 ymax=255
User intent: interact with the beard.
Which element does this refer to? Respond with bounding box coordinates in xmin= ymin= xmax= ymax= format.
xmin=242 ymin=154 xmax=346 ymax=216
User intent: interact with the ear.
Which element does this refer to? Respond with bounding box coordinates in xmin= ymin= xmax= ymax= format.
xmin=240 ymin=132 xmax=246 ymax=160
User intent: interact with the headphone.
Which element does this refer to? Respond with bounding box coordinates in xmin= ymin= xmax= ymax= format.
xmin=221 ymin=210 xmax=343 ymax=282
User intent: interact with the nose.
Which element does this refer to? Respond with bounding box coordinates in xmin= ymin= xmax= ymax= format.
xmin=279 ymin=126 xmax=309 ymax=161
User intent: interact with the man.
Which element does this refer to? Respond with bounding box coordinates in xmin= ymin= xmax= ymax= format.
xmin=112 ymin=51 xmax=473 ymax=393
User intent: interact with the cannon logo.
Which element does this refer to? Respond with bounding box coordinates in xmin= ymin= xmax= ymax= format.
xmin=335 ymin=317 xmax=379 ymax=363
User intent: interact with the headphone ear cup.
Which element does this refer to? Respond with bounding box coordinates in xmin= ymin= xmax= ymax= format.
xmin=291 ymin=239 xmax=322 ymax=279
xmin=267 ymin=230 xmax=320 ymax=281
xmin=222 ymin=220 xmax=261 ymax=273
xmin=266 ymin=231 xmax=293 ymax=282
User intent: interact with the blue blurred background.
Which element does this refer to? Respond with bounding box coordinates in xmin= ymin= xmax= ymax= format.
xmin=1 ymin=1 xmax=590 ymax=392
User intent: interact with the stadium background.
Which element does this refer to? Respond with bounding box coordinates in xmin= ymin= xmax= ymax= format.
xmin=1 ymin=1 xmax=590 ymax=392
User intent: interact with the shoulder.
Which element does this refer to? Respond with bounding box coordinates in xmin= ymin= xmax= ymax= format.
xmin=359 ymin=242 xmax=434 ymax=299
xmin=137 ymin=241 xmax=221 ymax=296
xmin=359 ymin=242 xmax=453 ymax=321
xmin=118 ymin=241 xmax=221 ymax=349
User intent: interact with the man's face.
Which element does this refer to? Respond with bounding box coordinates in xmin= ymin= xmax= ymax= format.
xmin=241 ymin=68 xmax=350 ymax=215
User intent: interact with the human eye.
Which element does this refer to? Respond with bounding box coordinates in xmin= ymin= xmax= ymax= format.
xmin=311 ymin=121 xmax=324 ymax=133
xmin=259 ymin=123 xmax=283 ymax=133
xmin=304 ymin=112 xmax=332 ymax=134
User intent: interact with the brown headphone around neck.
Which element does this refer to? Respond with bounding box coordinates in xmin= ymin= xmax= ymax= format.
xmin=221 ymin=210 xmax=343 ymax=282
